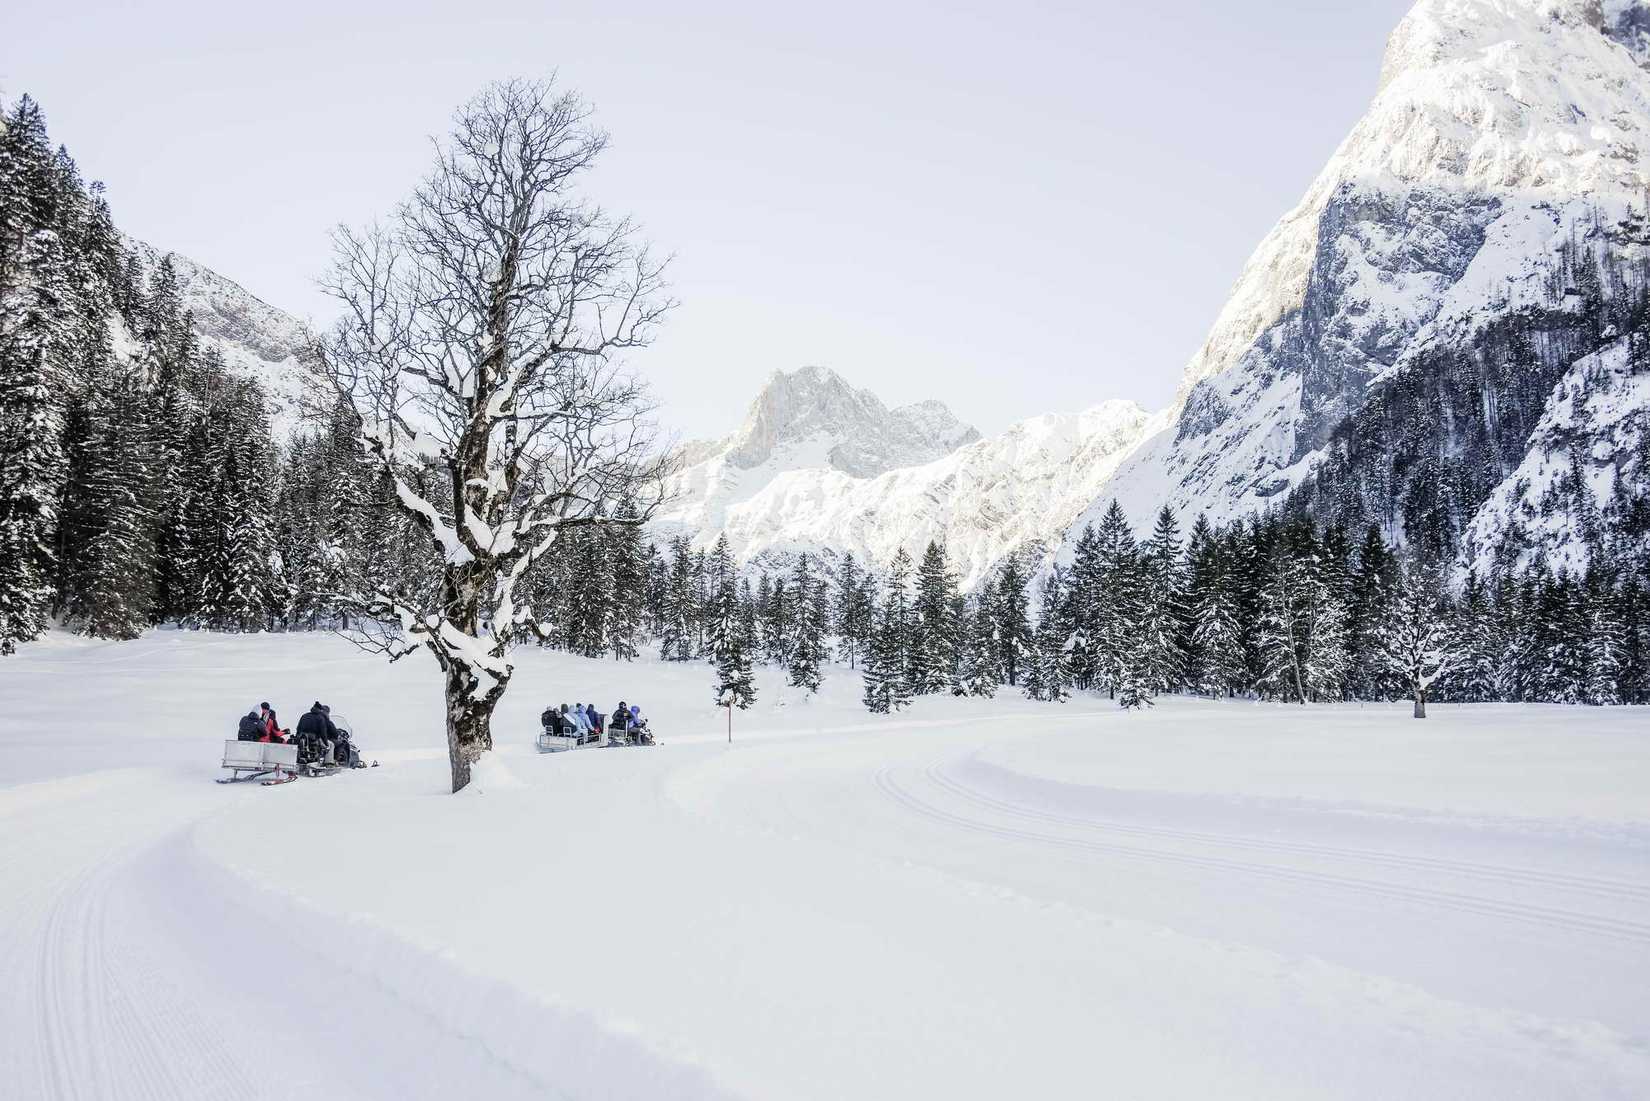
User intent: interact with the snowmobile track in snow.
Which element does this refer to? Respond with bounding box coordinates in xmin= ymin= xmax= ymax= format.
xmin=873 ymin=766 xmax=1650 ymax=946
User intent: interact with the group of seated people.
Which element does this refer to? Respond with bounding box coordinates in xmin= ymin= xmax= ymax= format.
xmin=235 ymin=701 xmax=363 ymax=768
xmin=541 ymin=699 xmax=651 ymax=744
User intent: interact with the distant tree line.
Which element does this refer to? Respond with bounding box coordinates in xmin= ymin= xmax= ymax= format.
xmin=544 ymin=504 xmax=1647 ymax=716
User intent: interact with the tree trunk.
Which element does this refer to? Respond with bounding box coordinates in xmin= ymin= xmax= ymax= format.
xmin=1413 ymin=684 xmax=1426 ymax=719
xmin=444 ymin=663 xmax=499 ymax=793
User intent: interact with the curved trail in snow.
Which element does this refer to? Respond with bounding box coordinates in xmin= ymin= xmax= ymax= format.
xmin=0 ymin=767 xmax=725 ymax=1101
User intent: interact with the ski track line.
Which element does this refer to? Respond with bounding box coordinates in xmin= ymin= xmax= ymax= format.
xmin=928 ymin=762 xmax=1650 ymax=903
xmin=871 ymin=767 xmax=1650 ymax=946
xmin=21 ymin=790 xmax=258 ymax=1101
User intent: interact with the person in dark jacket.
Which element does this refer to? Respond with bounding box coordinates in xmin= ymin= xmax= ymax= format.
xmin=585 ymin=703 xmax=602 ymax=736
xmin=237 ymin=710 xmax=263 ymax=741
xmin=610 ymin=701 xmax=630 ymax=733
xmin=295 ymin=702 xmax=338 ymax=765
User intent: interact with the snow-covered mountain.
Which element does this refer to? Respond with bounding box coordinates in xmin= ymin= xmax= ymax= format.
xmin=701 ymin=400 xmax=1149 ymax=589
xmin=1061 ymin=0 xmax=1650 ymax=574
xmin=655 ymin=366 xmax=1156 ymax=586
xmin=658 ymin=365 xmax=980 ymax=531
xmin=124 ymin=238 xmax=317 ymax=433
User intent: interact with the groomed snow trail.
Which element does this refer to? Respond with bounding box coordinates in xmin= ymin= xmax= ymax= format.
xmin=3 ymin=633 xmax=1649 ymax=1099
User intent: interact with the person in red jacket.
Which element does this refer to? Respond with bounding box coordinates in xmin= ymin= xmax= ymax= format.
xmin=259 ymin=702 xmax=286 ymax=743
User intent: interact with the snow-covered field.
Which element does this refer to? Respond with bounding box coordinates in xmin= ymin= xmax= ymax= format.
xmin=2 ymin=632 xmax=1647 ymax=1099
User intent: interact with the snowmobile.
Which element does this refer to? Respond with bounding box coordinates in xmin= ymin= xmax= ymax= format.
xmin=220 ymin=713 xmax=376 ymax=784
xmin=535 ymin=713 xmax=655 ymax=753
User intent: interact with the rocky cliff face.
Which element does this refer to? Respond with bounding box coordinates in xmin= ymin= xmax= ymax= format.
xmin=1066 ymin=0 xmax=1650 ymax=575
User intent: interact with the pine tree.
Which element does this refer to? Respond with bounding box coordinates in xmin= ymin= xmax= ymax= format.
xmin=1090 ymin=500 xmax=1136 ymax=696
xmin=659 ymin=535 xmax=695 ymax=661
xmin=709 ymin=556 xmax=756 ymax=710
xmin=1026 ymin=570 xmax=1071 ymax=702
xmin=954 ymin=598 xmax=999 ymax=697
xmin=0 ymin=96 xmax=74 ymax=652
xmin=606 ymin=496 xmax=649 ymax=661
xmin=1189 ymin=568 xmax=1245 ymax=697
xmin=911 ymin=540 xmax=959 ymax=694
xmin=1346 ymin=526 xmax=1397 ymax=699
xmin=1582 ymin=574 xmax=1626 ymax=705
xmin=1065 ymin=523 xmax=1101 ymax=690
xmin=787 ymin=553 xmax=828 ymax=692
xmin=833 ymin=552 xmax=873 ymax=669
xmin=861 ymin=591 xmax=912 ymax=713
xmin=64 ymin=368 xmax=157 ymax=637
xmin=990 ymin=554 xmax=1032 ymax=687
xmin=1136 ymin=505 xmax=1186 ymax=693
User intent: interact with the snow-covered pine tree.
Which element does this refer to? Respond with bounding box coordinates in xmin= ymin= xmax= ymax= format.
xmin=1581 ymin=572 xmax=1626 ymax=705
xmin=787 ymin=553 xmax=827 ymax=693
xmin=1116 ymin=649 xmax=1152 ymax=710
xmin=1065 ymin=523 xmax=1101 ymax=690
xmin=861 ymin=590 xmax=912 ymax=714
xmin=990 ymin=554 xmax=1032 ymax=687
xmin=910 ymin=540 xmax=959 ymax=694
xmin=1450 ymin=570 xmax=1506 ymax=701
xmin=0 ymin=95 xmax=74 ymax=653
xmin=760 ymin=572 xmax=791 ymax=665
xmin=565 ymin=529 xmax=613 ymax=657
xmin=883 ymin=547 xmax=915 ymax=672
xmin=606 ymin=496 xmax=649 ymax=661
xmin=659 ymin=535 xmax=696 ymax=661
xmin=195 ymin=377 xmax=276 ymax=631
xmin=1136 ymin=505 xmax=1186 ymax=693
xmin=709 ymin=560 xmax=757 ymax=710
xmin=954 ymin=598 xmax=999 ymax=698
xmin=64 ymin=367 xmax=158 ymax=638
xmin=1346 ymin=526 xmax=1397 ymax=700
xmin=1089 ymin=500 xmax=1137 ymax=697
xmin=1026 ymin=568 xmax=1071 ymax=702
xmin=1189 ymin=570 xmax=1244 ymax=697
xmin=832 ymin=552 xmax=873 ymax=669
xmin=139 ymin=254 xmax=204 ymax=625
xmin=1256 ymin=543 xmax=1310 ymax=704
xmin=1379 ymin=557 xmax=1457 ymax=718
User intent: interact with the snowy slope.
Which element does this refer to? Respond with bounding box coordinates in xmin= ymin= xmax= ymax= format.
xmin=1069 ymin=0 xmax=1650 ymax=549
xmin=4 ymin=632 xmax=1649 ymax=1099
xmin=124 ymin=238 xmax=318 ymax=435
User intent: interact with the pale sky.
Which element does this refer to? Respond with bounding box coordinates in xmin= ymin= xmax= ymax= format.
xmin=7 ymin=0 xmax=1413 ymax=442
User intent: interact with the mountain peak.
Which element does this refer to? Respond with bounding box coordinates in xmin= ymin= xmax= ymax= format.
xmin=723 ymin=366 xmax=978 ymax=478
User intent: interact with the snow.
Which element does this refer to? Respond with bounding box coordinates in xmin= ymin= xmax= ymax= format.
xmin=3 ymin=630 xmax=1648 ymax=1099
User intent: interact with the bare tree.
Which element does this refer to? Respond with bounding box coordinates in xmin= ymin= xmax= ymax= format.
xmin=319 ymin=78 xmax=672 ymax=792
